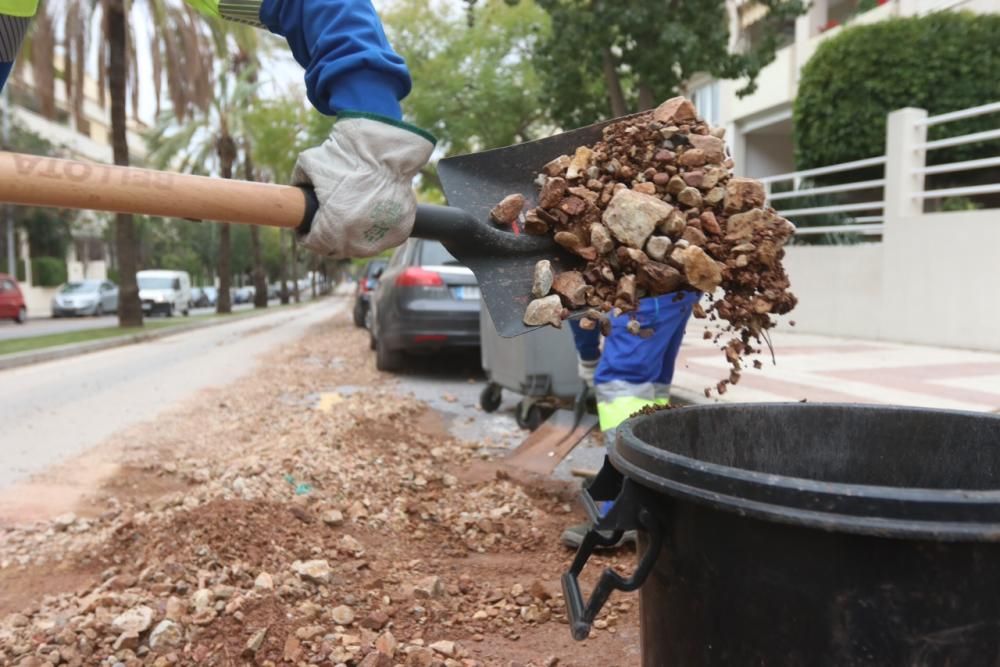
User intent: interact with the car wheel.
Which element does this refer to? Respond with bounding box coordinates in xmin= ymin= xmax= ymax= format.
xmin=15 ymin=306 xmax=26 ymax=324
xmin=480 ymin=383 xmax=503 ymax=413
xmin=183 ymin=308 xmax=190 ymax=316
xmin=166 ymin=304 xmax=174 ymax=318
xmin=352 ymin=302 xmax=366 ymax=327
xmin=95 ymin=304 xmax=104 ymax=317
xmin=375 ymin=338 xmax=405 ymax=372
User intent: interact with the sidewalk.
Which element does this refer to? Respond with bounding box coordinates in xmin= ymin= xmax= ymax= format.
xmin=674 ymin=326 xmax=1000 ymax=413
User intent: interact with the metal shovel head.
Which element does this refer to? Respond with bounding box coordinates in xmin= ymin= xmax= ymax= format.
xmin=436 ymin=116 xmax=629 ymax=338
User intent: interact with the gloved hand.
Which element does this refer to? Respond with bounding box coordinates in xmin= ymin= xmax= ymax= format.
xmin=578 ymin=357 xmax=599 ymax=388
xmin=294 ymin=113 xmax=435 ymax=259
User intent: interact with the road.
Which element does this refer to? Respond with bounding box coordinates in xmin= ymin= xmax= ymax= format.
xmin=0 ymin=298 xmax=343 ymax=489
xmin=0 ymin=302 xmax=267 ymax=341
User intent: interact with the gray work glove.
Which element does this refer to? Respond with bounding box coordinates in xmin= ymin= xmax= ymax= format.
xmin=294 ymin=113 xmax=435 ymax=259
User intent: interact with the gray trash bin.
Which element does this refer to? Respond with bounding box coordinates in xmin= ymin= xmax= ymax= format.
xmin=479 ymin=301 xmax=583 ymax=430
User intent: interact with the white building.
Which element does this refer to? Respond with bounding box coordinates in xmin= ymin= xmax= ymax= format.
xmin=686 ymin=0 xmax=997 ymax=180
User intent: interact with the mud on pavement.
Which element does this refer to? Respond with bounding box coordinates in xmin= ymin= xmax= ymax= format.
xmin=0 ymin=308 xmax=640 ymax=666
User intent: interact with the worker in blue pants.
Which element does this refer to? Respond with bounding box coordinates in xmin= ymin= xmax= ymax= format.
xmin=0 ymin=0 xmax=435 ymax=260
xmin=562 ymin=289 xmax=700 ymax=548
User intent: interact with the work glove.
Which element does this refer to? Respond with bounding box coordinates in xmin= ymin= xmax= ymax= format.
xmin=294 ymin=113 xmax=436 ymax=259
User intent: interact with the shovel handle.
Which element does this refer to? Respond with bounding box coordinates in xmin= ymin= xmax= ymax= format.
xmin=0 ymin=151 xmax=314 ymax=230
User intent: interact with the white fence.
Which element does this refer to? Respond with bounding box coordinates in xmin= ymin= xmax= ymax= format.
xmin=772 ymin=101 xmax=1000 ymax=351
xmin=761 ymin=100 xmax=1000 ymax=236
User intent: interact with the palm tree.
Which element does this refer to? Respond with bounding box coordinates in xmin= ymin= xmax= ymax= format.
xmin=24 ymin=0 xmax=214 ymax=326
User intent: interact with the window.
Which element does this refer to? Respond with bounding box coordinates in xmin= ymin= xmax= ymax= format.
xmin=691 ymin=82 xmax=721 ymax=127
xmin=419 ymin=241 xmax=459 ymax=267
xmin=0 ymin=279 xmax=13 ymax=292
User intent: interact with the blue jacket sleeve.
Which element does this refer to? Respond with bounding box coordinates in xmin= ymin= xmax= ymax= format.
xmin=259 ymin=0 xmax=411 ymax=120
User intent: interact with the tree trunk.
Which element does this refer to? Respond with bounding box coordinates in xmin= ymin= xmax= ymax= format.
xmin=638 ymin=83 xmax=656 ymax=112
xmin=244 ymin=148 xmax=268 ymax=309
xmin=278 ymin=229 xmax=290 ymax=305
xmin=216 ymin=135 xmax=236 ymax=315
xmin=601 ymin=47 xmax=628 ymax=117
xmin=108 ymin=0 xmax=142 ymax=328
xmin=290 ymin=230 xmax=300 ymax=303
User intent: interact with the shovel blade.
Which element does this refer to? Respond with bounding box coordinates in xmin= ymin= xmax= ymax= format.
xmin=433 ymin=116 xmax=629 ymax=338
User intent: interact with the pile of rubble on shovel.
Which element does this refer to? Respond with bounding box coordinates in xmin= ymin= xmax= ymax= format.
xmin=491 ymin=97 xmax=798 ymax=395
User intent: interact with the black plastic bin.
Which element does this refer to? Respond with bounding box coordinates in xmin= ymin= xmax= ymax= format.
xmin=562 ymin=403 xmax=1000 ymax=666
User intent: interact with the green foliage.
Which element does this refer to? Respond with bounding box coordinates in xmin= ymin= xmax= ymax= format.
xmin=30 ymin=256 xmax=68 ymax=287
xmin=530 ymin=0 xmax=807 ymax=128
xmin=383 ymin=0 xmax=551 ymax=155
xmin=794 ymin=12 xmax=1000 ymax=169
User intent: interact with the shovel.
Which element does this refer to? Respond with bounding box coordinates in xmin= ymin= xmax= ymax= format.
xmin=0 ymin=116 xmax=615 ymax=337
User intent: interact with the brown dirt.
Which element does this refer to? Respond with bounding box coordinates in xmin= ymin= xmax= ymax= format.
xmin=0 ymin=306 xmax=641 ymax=666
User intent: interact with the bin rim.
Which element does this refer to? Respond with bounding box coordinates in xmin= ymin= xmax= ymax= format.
xmin=612 ymin=402 xmax=1000 ymax=542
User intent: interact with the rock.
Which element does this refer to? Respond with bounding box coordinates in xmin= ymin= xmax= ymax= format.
xmin=523 ymin=209 xmax=548 ymax=235
xmin=700 ymin=211 xmax=722 ymax=236
xmin=8 ymin=613 xmax=29 ymax=627
xmin=339 ymin=534 xmax=365 ymax=556
xmin=704 ymin=186 xmax=726 ymax=207
xmin=253 ymin=571 xmax=274 ymax=591
xmin=283 ymin=635 xmax=303 ymax=662
xmin=615 ymin=274 xmax=637 ymax=308
xmin=490 ymin=194 xmax=524 ymax=226
xmin=111 ymin=606 xmax=154 ymax=635
xmin=632 ymin=182 xmax=657 ymax=195
xmin=148 ymin=620 xmax=183 ymax=650
xmin=626 ymin=319 xmax=641 ymax=335
xmin=359 ymin=652 xmax=393 ymax=667
xmin=292 ymin=559 xmax=332 ymax=585
xmin=589 ymin=224 xmax=614 ymax=255
xmin=724 ymin=208 xmax=769 ymax=242
xmin=242 ymin=628 xmax=268 ymax=658
xmin=645 ymin=236 xmax=672 ymax=261
xmin=523 ymin=295 xmax=563 ymax=328
xmin=565 ymin=146 xmax=593 ymax=180
xmin=52 ymin=513 xmax=76 ymax=532
xmin=553 ymin=231 xmax=584 ymax=252
xmin=361 ymin=610 xmax=390 ymax=631
xmin=113 ymin=631 xmax=140 ymax=651
xmin=374 ymin=630 xmax=397 ymax=657
xmin=723 ymin=177 xmax=766 ymax=214
xmin=569 ymin=185 xmax=598 ymax=203
xmin=542 ymin=155 xmax=570 ymax=177
xmin=688 ymin=134 xmax=726 ymax=164
xmin=702 ymin=166 xmax=727 ymax=190
xmin=602 ymin=189 xmax=673 ymax=249
xmin=653 ymin=97 xmax=697 ymax=125
xmin=667 ymin=175 xmax=686 ymax=195
xmin=322 ymin=509 xmax=344 ymax=526
xmin=681 ymin=170 xmax=704 ymax=189
xmin=551 ymin=271 xmax=589 ymax=308
xmin=682 ymin=226 xmax=707 ymax=247
xmin=539 ymin=177 xmax=568 ymax=208
xmin=677 ymin=148 xmax=706 ymax=168
xmin=680 ymin=246 xmax=723 ymax=292
xmin=295 ymin=624 xmax=325 ymax=640
xmin=413 ymin=575 xmax=445 ymax=599
xmin=657 ymin=208 xmax=687 ymax=236
xmin=638 ymin=262 xmax=684 ymax=294
xmin=331 ymin=605 xmax=355 ymax=626
xmin=192 ymin=588 xmax=213 ymax=612
xmin=677 ymin=187 xmax=703 ymax=209
xmin=531 ymin=260 xmax=554 ymax=298
xmin=191 ymin=608 xmax=217 ymax=626
xmin=407 ymin=647 xmax=436 ymax=667
xmin=731 ymin=242 xmax=756 ymax=254
xmin=430 ymin=640 xmax=456 ymax=656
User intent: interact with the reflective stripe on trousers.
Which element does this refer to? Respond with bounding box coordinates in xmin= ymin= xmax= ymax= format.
xmin=595 ymin=380 xmax=672 ymax=431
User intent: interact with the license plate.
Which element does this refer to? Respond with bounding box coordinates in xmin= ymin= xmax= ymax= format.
xmin=451 ymin=286 xmax=481 ymax=301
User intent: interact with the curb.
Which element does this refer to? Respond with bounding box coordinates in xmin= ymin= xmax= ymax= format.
xmin=0 ymin=302 xmax=323 ymax=372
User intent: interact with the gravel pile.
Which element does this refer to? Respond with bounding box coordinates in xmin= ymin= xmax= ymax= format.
xmin=496 ymin=97 xmax=797 ymax=395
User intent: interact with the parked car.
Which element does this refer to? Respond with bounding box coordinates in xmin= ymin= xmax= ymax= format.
xmin=0 ymin=273 xmax=26 ymax=323
xmin=51 ymin=279 xmax=118 ymax=317
xmin=137 ymin=270 xmax=191 ymax=317
xmin=369 ymin=240 xmax=480 ymax=371
xmin=353 ymin=259 xmax=387 ymax=327
xmin=233 ymin=286 xmax=254 ymax=304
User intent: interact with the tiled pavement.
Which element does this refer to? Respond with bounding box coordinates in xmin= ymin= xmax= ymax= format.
xmin=673 ymin=326 xmax=1000 ymax=413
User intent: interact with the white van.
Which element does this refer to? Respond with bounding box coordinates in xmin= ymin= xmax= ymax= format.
xmin=137 ymin=270 xmax=192 ymax=317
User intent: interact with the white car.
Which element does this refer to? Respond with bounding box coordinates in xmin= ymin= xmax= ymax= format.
xmin=137 ymin=270 xmax=191 ymax=317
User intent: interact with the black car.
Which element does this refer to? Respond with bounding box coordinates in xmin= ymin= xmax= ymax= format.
xmin=352 ymin=258 xmax=388 ymax=327
xmin=369 ymin=239 xmax=480 ymax=371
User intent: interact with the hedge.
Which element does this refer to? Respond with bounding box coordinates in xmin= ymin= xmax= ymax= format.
xmin=793 ymin=11 xmax=1000 ymax=170
xmin=16 ymin=256 xmax=67 ymax=287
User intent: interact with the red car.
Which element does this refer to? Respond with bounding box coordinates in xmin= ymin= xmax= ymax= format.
xmin=0 ymin=273 xmax=26 ymax=323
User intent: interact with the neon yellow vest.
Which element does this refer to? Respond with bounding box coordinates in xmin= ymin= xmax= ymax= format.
xmin=0 ymin=0 xmax=38 ymax=18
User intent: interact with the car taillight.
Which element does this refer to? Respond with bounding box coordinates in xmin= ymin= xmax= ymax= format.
xmin=395 ymin=267 xmax=444 ymax=287
xmin=358 ymin=281 xmax=369 ymax=294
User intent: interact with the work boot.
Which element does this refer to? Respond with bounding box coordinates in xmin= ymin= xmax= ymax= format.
xmin=560 ymin=522 xmax=637 ymax=550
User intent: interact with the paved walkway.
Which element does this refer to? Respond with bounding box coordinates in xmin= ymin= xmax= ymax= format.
xmin=674 ymin=325 xmax=1000 ymax=413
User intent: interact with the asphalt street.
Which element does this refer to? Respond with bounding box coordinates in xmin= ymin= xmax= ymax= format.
xmin=0 ymin=298 xmax=342 ymax=489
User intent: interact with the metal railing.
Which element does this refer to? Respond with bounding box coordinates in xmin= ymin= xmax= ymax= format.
xmin=912 ymin=100 xmax=1000 ymax=203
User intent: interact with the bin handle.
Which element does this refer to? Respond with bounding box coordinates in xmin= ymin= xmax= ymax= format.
xmin=561 ymin=504 xmax=664 ymax=640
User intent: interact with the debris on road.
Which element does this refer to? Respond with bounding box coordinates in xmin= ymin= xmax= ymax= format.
xmin=0 ymin=315 xmax=637 ymax=666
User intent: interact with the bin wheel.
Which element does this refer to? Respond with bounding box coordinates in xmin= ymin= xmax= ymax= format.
xmin=516 ymin=401 xmax=544 ymax=431
xmin=480 ymin=383 xmax=502 ymax=413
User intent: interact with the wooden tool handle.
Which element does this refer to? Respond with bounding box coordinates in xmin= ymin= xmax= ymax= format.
xmin=0 ymin=151 xmax=313 ymax=229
